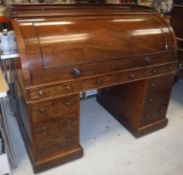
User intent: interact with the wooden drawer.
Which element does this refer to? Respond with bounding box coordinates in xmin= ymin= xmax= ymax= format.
xmin=140 ymin=104 xmax=168 ymax=126
xmin=29 ymin=94 xmax=79 ymax=122
xmin=83 ymin=69 xmax=147 ymax=90
xmin=143 ymin=74 xmax=174 ymax=107
xmin=145 ymin=74 xmax=174 ymax=95
xmin=26 ymin=82 xmax=81 ymax=101
xmin=147 ymin=63 xmax=177 ymax=77
xmin=34 ymin=132 xmax=79 ymax=159
xmin=144 ymin=90 xmax=171 ymax=107
xmin=33 ymin=113 xmax=79 ymax=139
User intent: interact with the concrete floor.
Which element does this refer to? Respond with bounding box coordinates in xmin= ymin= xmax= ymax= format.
xmin=8 ymin=79 xmax=183 ymax=175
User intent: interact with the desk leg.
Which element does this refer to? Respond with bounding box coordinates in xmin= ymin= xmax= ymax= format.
xmin=97 ymin=75 xmax=174 ymax=137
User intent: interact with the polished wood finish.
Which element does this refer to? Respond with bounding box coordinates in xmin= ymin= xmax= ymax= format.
xmin=171 ymin=5 xmax=183 ymax=76
xmin=10 ymin=4 xmax=177 ymax=173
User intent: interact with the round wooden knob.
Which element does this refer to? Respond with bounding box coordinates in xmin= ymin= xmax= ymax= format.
xmin=72 ymin=68 xmax=81 ymax=77
xmin=96 ymin=79 xmax=103 ymax=85
xmin=151 ymin=83 xmax=156 ymax=87
xmin=39 ymin=90 xmax=44 ymax=96
xmin=130 ymin=73 xmax=135 ymax=79
xmin=42 ymin=126 xmax=48 ymax=132
xmin=40 ymin=107 xmax=46 ymax=113
xmin=43 ymin=144 xmax=49 ymax=151
xmin=148 ymin=98 xmax=153 ymax=103
xmin=159 ymin=109 xmax=164 ymax=114
xmin=66 ymin=85 xmax=71 ymax=91
xmin=145 ymin=114 xmax=151 ymax=119
xmin=66 ymin=119 xmax=71 ymax=125
xmin=144 ymin=56 xmax=152 ymax=64
xmin=152 ymin=70 xmax=158 ymax=74
xmin=67 ymin=137 xmax=71 ymax=143
xmin=65 ymin=102 xmax=71 ymax=107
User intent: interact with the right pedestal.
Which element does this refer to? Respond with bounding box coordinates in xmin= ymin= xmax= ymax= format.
xmin=97 ymin=74 xmax=174 ymax=137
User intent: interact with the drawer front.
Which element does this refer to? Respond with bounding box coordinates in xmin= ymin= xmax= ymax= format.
xmin=33 ymin=113 xmax=79 ymax=139
xmin=147 ymin=63 xmax=177 ymax=77
xmin=34 ymin=132 xmax=79 ymax=159
xmin=141 ymin=104 xmax=168 ymax=126
xmin=27 ymin=82 xmax=81 ymax=101
xmin=83 ymin=69 xmax=147 ymax=90
xmin=145 ymin=74 xmax=174 ymax=95
xmin=29 ymin=94 xmax=79 ymax=122
xmin=144 ymin=74 xmax=174 ymax=107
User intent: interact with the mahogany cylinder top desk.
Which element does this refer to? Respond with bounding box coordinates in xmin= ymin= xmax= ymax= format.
xmin=7 ymin=4 xmax=177 ymax=173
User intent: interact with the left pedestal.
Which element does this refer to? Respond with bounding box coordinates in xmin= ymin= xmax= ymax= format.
xmin=15 ymin=84 xmax=83 ymax=173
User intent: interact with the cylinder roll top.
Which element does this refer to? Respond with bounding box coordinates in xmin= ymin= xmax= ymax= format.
xmin=10 ymin=4 xmax=177 ymax=86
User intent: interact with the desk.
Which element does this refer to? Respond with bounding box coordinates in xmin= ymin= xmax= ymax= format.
xmin=8 ymin=4 xmax=177 ymax=173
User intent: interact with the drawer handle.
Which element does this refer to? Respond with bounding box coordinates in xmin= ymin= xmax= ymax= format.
xmin=72 ymin=68 xmax=81 ymax=77
xmin=159 ymin=109 xmax=164 ymax=114
xmin=40 ymin=107 xmax=46 ymax=113
xmin=130 ymin=73 xmax=135 ymax=79
xmin=66 ymin=119 xmax=71 ymax=125
xmin=38 ymin=90 xmax=44 ymax=96
xmin=65 ymin=102 xmax=71 ymax=107
xmin=42 ymin=144 xmax=49 ymax=151
xmin=152 ymin=70 xmax=159 ymax=74
xmin=148 ymin=98 xmax=153 ymax=103
xmin=96 ymin=79 xmax=103 ymax=85
xmin=145 ymin=114 xmax=151 ymax=119
xmin=41 ymin=126 xmax=48 ymax=132
xmin=151 ymin=83 xmax=156 ymax=87
xmin=144 ymin=56 xmax=152 ymax=64
xmin=65 ymin=85 xmax=71 ymax=91
xmin=67 ymin=137 xmax=72 ymax=143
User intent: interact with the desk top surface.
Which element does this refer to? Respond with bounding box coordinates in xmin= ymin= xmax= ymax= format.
xmin=0 ymin=69 xmax=8 ymax=97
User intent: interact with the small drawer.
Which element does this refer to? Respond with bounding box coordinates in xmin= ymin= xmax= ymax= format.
xmin=147 ymin=63 xmax=177 ymax=77
xmin=29 ymin=94 xmax=79 ymax=122
xmin=144 ymin=90 xmax=171 ymax=107
xmin=83 ymin=69 xmax=147 ymax=90
xmin=26 ymin=81 xmax=81 ymax=101
xmin=146 ymin=74 xmax=174 ymax=94
xmin=33 ymin=113 xmax=79 ymax=139
xmin=140 ymin=104 xmax=168 ymax=126
xmin=34 ymin=132 xmax=79 ymax=159
xmin=144 ymin=74 xmax=174 ymax=107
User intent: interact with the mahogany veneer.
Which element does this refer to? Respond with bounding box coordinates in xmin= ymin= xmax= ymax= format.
xmin=8 ymin=4 xmax=177 ymax=173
